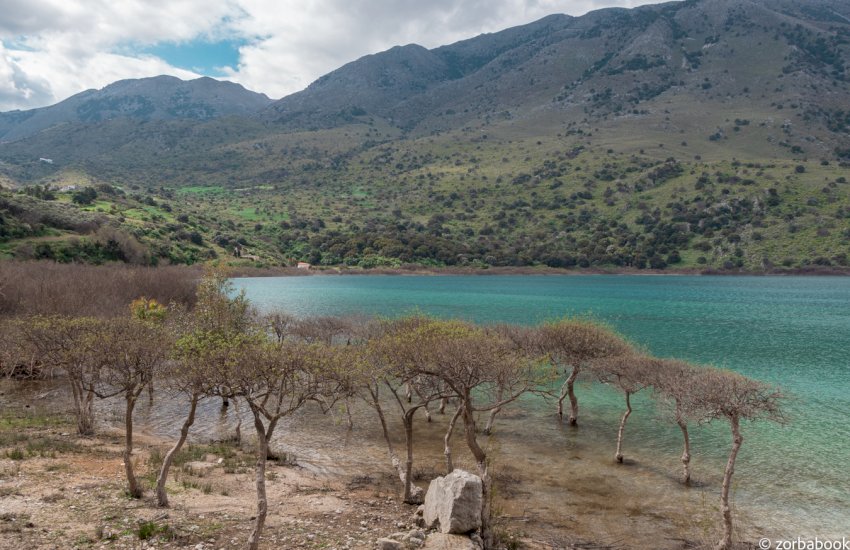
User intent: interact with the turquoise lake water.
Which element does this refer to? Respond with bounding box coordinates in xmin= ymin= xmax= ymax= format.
xmin=232 ymin=274 xmax=850 ymax=538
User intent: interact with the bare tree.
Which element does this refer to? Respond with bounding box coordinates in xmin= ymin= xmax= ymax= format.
xmin=646 ymin=359 xmax=708 ymax=484
xmin=210 ymin=336 xmax=341 ymax=550
xmin=692 ymin=368 xmax=784 ymax=550
xmin=360 ymin=317 xmax=449 ymax=504
xmin=14 ymin=316 xmax=102 ymax=434
xmin=538 ymin=319 xmax=633 ymax=426
xmin=290 ymin=315 xmax=353 ymax=344
xmin=482 ymin=324 xmax=542 ymax=435
xmin=88 ymin=317 xmax=170 ymax=498
xmin=590 ymin=354 xmax=657 ymax=463
xmin=410 ymin=319 xmax=543 ymax=550
xmin=266 ymin=311 xmax=296 ymax=343
xmin=153 ymin=270 xmax=259 ymax=507
xmin=289 ymin=314 xmax=372 ymax=428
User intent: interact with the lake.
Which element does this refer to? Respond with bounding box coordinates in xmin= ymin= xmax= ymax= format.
xmin=230 ymin=274 xmax=850 ymax=540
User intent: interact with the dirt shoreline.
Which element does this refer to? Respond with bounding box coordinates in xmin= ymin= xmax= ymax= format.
xmin=0 ymin=421 xmax=425 ymax=550
xmin=1 ymin=381 xmax=771 ymax=550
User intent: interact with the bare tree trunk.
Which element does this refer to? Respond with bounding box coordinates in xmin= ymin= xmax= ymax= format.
xmin=422 ymin=402 xmax=432 ymax=423
xmin=81 ymin=389 xmax=95 ymax=434
xmin=372 ymin=393 xmax=422 ymax=503
xmin=566 ymin=366 xmax=580 ymax=426
xmin=483 ymin=388 xmax=503 ymax=435
xmin=156 ymin=393 xmax=199 ymax=507
xmin=401 ymin=410 xmax=423 ymax=504
xmin=344 ymin=398 xmax=354 ymax=429
xmin=444 ymin=405 xmax=462 ymax=473
xmin=438 ymin=397 xmax=447 ymax=415
xmin=677 ymin=415 xmax=691 ymax=484
xmin=460 ymin=397 xmax=492 ymax=550
xmin=716 ymin=415 xmax=742 ymax=550
xmin=123 ymin=395 xmax=142 ymax=498
xmin=247 ymin=410 xmax=269 ymax=550
xmin=615 ymin=392 xmax=632 ymax=463
xmin=556 ymin=379 xmax=568 ymax=419
xmin=70 ymin=380 xmax=95 ymax=435
xmin=147 ymin=380 xmax=154 ymax=405
xmin=232 ymin=397 xmax=242 ymax=445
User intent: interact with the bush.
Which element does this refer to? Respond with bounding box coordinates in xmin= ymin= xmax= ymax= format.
xmin=72 ymin=188 xmax=98 ymax=205
xmin=0 ymin=261 xmax=199 ymax=317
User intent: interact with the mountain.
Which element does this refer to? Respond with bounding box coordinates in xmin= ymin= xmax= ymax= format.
xmin=263 ymin=0 xmax=850 ymax=147
xmin=1 ymin=0 xmax=850 ymax=271
xmin=0 ymin=76 xmax=273 ymax=142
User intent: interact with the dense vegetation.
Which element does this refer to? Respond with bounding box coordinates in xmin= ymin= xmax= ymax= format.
xmin=3 ymin=149 xmax=849 ymax=271
xmin=1 ymin=0 xmax=849 ymax=270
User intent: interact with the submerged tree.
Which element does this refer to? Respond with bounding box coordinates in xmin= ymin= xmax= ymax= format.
xmin=359 ymin=316 xmax=448 ymax=503
xmin=14 ymin=316 xmax=103 ymax=434
xmin=538 ymin=318 xmax=633 ymax=425
xmin=409 ymin=319 xmax=543 ymax=549
xmin=483 ymin=324 xmax=542 ymax=435
xmin=590 ymin=354 xmax=657 ymax=463
xmin=694 ymin=368 xmax=785 ymax=550
xmin=647 ymin=358 xmax=708 ymax=483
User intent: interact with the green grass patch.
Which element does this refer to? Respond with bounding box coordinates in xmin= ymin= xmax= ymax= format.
xmin=138 ymin=521 xmax=173 ymax=541
xmin=0 ymin=412 xmax=72 ymax=431
xmin=177 ymin=185 xmax=227 ymax=195
xmin=5 ymin=448 xmax=25 ymax=460
xmin=80 ymin=200 xmax=114 ymax=213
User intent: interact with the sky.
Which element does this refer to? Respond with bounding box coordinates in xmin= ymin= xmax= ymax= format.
xmin=0 ymin=0 xmax=657 ymax=112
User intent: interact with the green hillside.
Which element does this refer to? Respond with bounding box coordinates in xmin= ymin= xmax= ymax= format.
xmin=1 ymin=0 xmax=849 ymax=271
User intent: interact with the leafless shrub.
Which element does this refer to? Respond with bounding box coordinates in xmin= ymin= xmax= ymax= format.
xmin=398 ymin=318 xmax=546 ymax=549
xmin=645 ymin=359 xmax=709 ymax=484
xmin=589 ymin=354 xmax=658 ymax=463
xmin=0 ymin=261 xmax=199 ymax=318
xmin=87 ymin=317 xmax=171 ymax=498
xmin=687 ymin=368 xmax=784 ymax=550
xmin=93 ymin=226 xmax=150 ymax=265
xmin=0 ymin=318 xmax=48 ymax=379
xmin=538 ymin=318 xmax=634 ymax=425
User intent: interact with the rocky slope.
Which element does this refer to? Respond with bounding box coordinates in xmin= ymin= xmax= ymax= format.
xmin=0 ymin=76 xmax=272 ymax=142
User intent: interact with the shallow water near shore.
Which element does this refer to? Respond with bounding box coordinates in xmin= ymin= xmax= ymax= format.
xmin=5 ymin=274 xmax=847 ymax=547
xmin=225 ymin=274 xmax=850 ymax=541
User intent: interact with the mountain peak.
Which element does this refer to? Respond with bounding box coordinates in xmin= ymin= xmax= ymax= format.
xmin=0 ymin=75 xmax=273 ymax=142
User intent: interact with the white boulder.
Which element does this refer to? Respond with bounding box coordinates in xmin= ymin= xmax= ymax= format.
xmin=422 ymin=470 xmax=482 ymax=534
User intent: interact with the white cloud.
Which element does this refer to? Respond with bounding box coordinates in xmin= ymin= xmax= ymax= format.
xmin=0 ymin=0 xmax=658 ymax=111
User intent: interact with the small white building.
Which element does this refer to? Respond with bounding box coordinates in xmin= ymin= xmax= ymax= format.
xmin=296 ymin=262 xmax=311 ymax=270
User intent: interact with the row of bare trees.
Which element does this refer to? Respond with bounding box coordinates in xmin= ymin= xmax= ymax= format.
xmin=0 ymin=269 xmax=784 ymax=550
